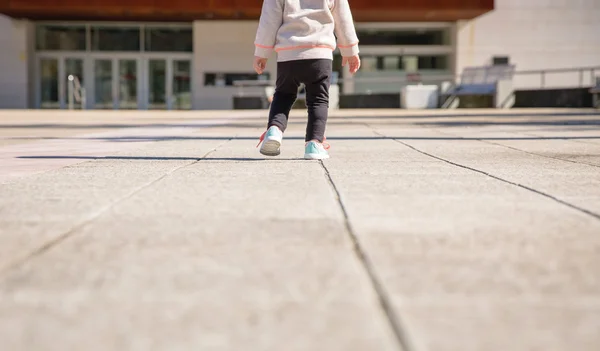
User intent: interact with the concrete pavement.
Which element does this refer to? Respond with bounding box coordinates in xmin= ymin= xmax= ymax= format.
xmin=1 ymin=108 xmax=599 ymax=351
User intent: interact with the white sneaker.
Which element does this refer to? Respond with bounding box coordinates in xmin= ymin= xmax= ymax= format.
xmin=257 ymin=126 xmax=283 ymax=156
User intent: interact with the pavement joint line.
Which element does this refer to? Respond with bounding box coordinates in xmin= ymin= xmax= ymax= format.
xmin=0 ymin=139 xmax=233 ymax=276
xmin=319 ymin=160 xmax=416 ymax=351
xmin=427 ymin=127 xmax=600 ymax=170
xmin=480 ymin=140 xmax=600 ymax=169
xmin=390 ymin=138 xmax=600 ymax=222
xmin=366 ymin=125 xmax=600 ymax=220
xmin=520 ymin=131 xmax=600 ymax=147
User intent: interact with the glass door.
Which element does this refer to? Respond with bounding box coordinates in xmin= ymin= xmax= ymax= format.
xmin=39 ymin=58 xmax=59 ymax=109
xmin=93 ymin=57 xmax=140 ymax=109
xmin=38 ymin=56 xmax=85 ymax=109
xmin=148 ymin=59 xmax=167 ymax=110
xmin=65 ymin=58 xmax=84 ymax=109
xmin=172 ymin=60 xmax=192 ymax=110
xmin=118 ymin=59 xmax=138 ymax=109
xmin=94 ymin=59 xmax=114 ymax=109
xmin=146 ymin=58 xmax=192 ymax=110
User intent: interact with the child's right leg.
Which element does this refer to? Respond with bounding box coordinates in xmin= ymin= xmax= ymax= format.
xmin=259 ymin=62 xmax=299 ymax=156
xmin=268 ymin=62 xmax=300 ymax=134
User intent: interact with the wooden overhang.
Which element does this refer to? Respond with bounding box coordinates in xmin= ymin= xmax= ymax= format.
xmin=0 ymin=0 xmax=494 ymax=22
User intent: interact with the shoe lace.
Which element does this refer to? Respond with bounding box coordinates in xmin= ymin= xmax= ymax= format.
xmin=322 ymin=137 xmax=331 ymax=150
xmin=305 ymin=137 xmax=331 ymax=150
xmin=256 ymin=130 xmax=267 ymax=148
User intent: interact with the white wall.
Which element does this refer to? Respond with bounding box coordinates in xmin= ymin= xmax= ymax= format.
xmin=0 ymin=15 xmax=32 ymax=109
xmin=193 ymin=21 xmax=276 ymax=110
xmin=456 ymin=0 xmax=600 ymax=89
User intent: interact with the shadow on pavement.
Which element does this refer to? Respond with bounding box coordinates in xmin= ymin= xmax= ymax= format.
xmin=17 ymin=156 xmax=306 ymax=161
xmin=1 ymin=113 xmax=599 ymax=130
xmin=8 ymin=136 xmax=600 ymax=142
xmin=417 ymin=119 xmax=600 ymax=127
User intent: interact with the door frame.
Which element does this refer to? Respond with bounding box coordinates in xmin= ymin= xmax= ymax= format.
xmin=35 ymin=52 xmax=193 ymax=110
xmin=90 ymin=53 xmax=143 ymax=110
xmin=143 ymin=54 xmax=194 ymax=110
xmin=36 ymin=52 xmax=87 ymax=109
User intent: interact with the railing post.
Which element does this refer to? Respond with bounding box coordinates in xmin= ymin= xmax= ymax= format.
xmin=579 ymin=69 xmax=584 ymax=88
xmin=67 ymin=75 xmax=74 ymax=110
xmin=540 ymin=71 xmax=545 ymax=88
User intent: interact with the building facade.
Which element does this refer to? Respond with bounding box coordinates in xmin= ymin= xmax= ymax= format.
xmin=0 ymin=0 xmax=598 ymax=110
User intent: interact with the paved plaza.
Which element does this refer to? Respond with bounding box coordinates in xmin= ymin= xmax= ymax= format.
xmin=1 ymin=108 xmax=600 ymax=351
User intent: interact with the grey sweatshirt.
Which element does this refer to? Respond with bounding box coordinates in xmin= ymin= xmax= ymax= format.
xmin=254 ymin=0 xmax=360 ymax=62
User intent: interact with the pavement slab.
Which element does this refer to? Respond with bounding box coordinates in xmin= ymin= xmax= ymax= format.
xmin=1 ymin=109 xmax=600 ymax=351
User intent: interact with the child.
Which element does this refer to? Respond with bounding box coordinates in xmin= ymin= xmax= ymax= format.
xmin=253 ymin=0 xmax=361 ymax=160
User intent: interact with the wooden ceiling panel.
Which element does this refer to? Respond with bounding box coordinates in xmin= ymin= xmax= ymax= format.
xmin=0 ymin=0 xmax=494 ymax=21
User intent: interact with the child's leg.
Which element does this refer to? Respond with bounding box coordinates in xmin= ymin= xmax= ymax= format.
xmin=302 ymin=59 xmax=332 ymax=143
xmin=268 ymin=61 xmax=299 ymax=133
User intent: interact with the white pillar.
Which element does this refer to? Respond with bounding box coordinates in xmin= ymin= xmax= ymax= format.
xmin=0 ymin=15 xmax=32 ymax=109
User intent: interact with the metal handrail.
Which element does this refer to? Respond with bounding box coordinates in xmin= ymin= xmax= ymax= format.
xmin=339 ymin=74 xmax=455 ymax=84
xmin=67 ymin=75 xmax=86 ymax=110
xmin=234 ymin=67 xmax=599 ymax=86
xmin=234 ymin=74 xmax=456 ymax=86
xmin=230 ymin=65 xmax=600 ymax=100
xmin=514 ymin=66 xmax=600 ymax=74
xmin=513 ymin=66 xmax=600 ymax=89
xmin=333 ymin=66 xmax=600 ymax=89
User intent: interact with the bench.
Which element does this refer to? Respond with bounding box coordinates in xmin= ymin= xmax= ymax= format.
xmin=232 ymin=80 xmax=274 ymax=109
xmin=590 ymin=77 xmax=600 ymax=109
xmin=232 ymin=81 xmax=306 ymax=109
xmin=441 ymin=64 xmax=516 ymax=108
xmin=232 ymin=80 xmax=340 ymax=110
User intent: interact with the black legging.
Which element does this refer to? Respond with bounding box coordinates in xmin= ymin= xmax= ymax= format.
xmin=268 ymin=59 xmax=332 ymax=143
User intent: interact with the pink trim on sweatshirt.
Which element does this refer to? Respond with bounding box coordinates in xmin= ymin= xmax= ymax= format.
xmin=255 ymin=43 xmax=275 ymax=49
xmin=338 ymin=42 xmax=359 ymax=48
xmin=275 ymin=44 xmax=335 ymax=52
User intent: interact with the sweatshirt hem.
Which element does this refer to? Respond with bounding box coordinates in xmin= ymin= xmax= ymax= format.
xmin=276 ymin=47 xmax=334 ymax=62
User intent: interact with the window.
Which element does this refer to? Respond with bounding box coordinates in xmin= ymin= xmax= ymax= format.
xmin=418 ymin=55 xmax=449 ymax=70
xmin=204 ymin=73 xmax=271 ymax=87
xmin=493 ymin=56 xmax=510 ymax=65
xmin=36 ymin=24 xmax=194 ymax=53
xmin=145 ymin=28 xmax=193 ymax=52
xmin=357 ymin=29 xmax=450 ymax=46
xmin=358 ymin=55 xmax=449 ymax=72
xmin=40 ymin=58 xmax=59 ymax=108
xmin=91 ymin=27 xmax=140 ymax=52
xmin=36 ymin=25 xmax=86 ymax=51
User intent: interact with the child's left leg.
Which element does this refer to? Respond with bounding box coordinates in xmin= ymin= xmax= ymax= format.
xmin=303 ymin=60 xmax=332 ymax=143
xmin=302 ymin=59 xmax=332 ymax=160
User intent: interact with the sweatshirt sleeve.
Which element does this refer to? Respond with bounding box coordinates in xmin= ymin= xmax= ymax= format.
xmin=254 ymin=0 xmax=284 ymax=58
xmin=332 ymin=0 xmax=360 ymax=57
